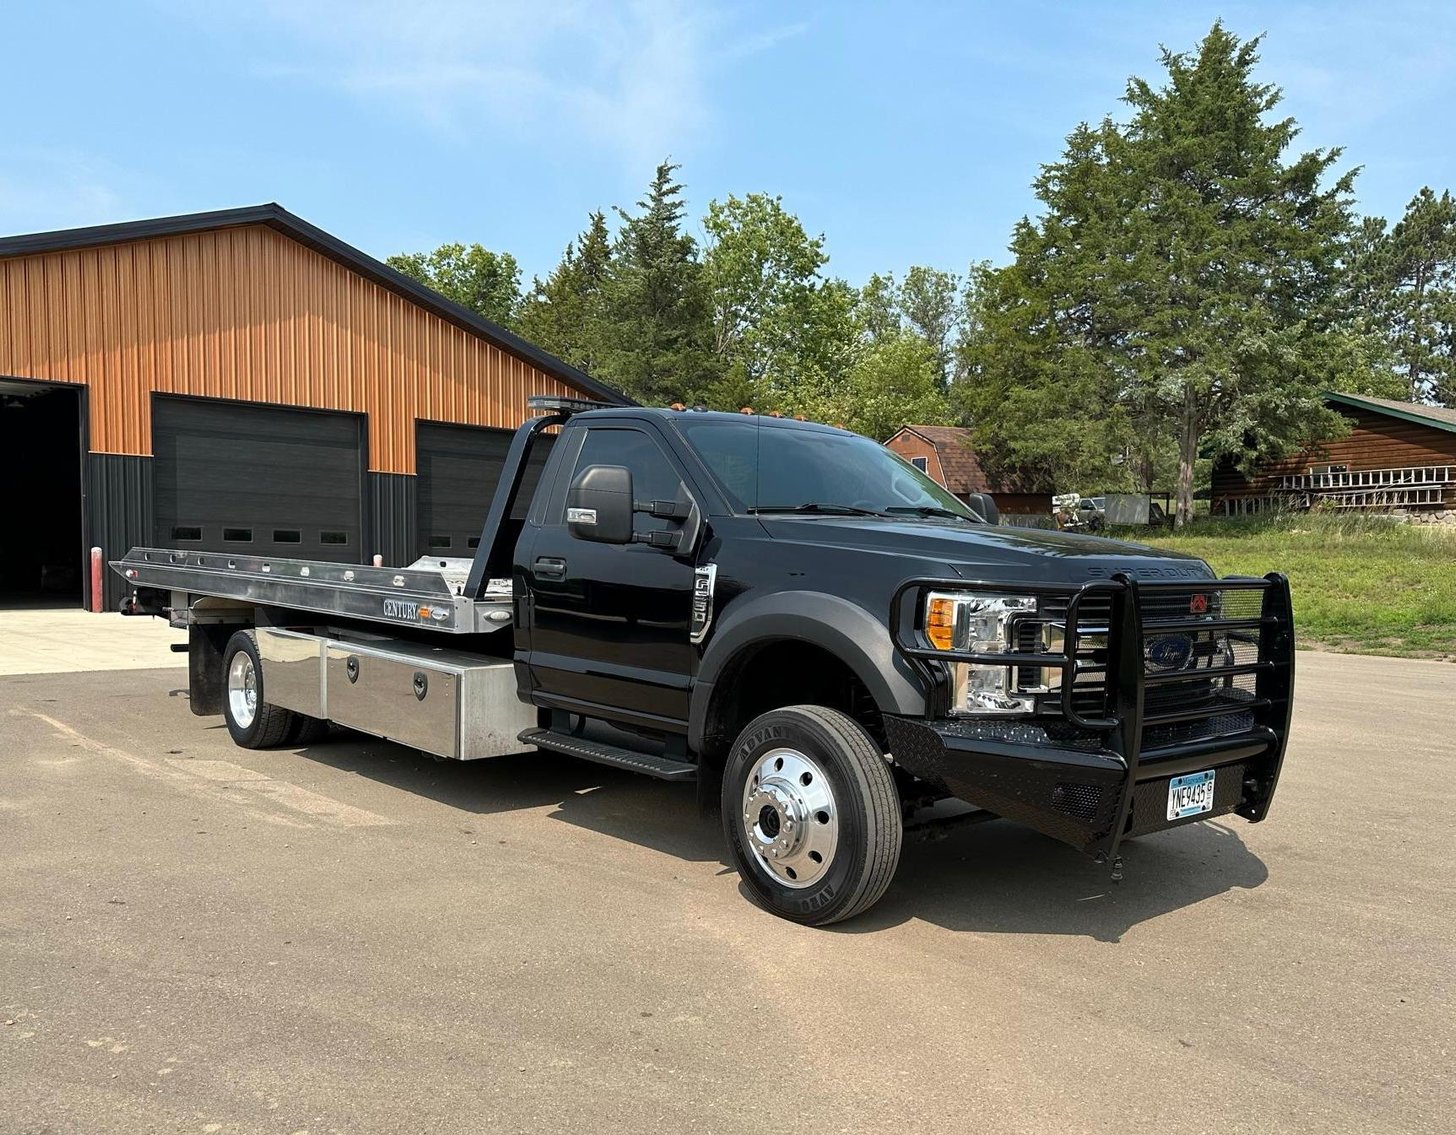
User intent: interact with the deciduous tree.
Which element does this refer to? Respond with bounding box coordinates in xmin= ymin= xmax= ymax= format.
xmin=826 ymin=332 xmax=947 ymax=442
xmin=702 ymin=193 xmax=859 ymax=412
xmin=898 ymin=266 xmax=960 ymax=385
xmin=387 ymin=243 xmax=522 ymax=329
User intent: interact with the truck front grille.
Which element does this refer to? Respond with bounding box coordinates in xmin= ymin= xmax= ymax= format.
xmin=890 ymin=573 xmax=1292 ymax=762
xmin=1023 ymin=583 xmax=1277 ymax=753
xmin=1134 ymin=584 xmax=1267 ymax=750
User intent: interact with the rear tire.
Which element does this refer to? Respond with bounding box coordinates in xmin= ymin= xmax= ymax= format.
xmin=721 ymin=705 xmax=902 ymax=926
xmin=285 ymin=714 xmax=331 ymax=746
xmin=221 ymin=630 xmax=298 ymax=749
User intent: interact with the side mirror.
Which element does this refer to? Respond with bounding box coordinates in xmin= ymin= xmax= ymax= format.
xmin=966 ymin=492 xmax=1000 ymax=525
xmin=669 ymin=484 xmax=703 ymax=561
xmin=567 ymin=464 xmax=634 ymax=544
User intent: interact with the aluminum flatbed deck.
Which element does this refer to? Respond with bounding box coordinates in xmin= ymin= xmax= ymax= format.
xmin=114 ymin=548 xmax=514 ymax=634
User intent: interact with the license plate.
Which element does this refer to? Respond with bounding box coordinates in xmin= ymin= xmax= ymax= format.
xmin=1167 ymin=769 xmax=1216 ymax=820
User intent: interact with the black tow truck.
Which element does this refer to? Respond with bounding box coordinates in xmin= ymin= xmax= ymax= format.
xmin=117 ymin=396 xmax=1295 ymax=925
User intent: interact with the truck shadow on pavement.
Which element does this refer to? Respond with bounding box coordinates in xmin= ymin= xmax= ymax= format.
xmin=839 ymin=818 xmax=1269 ymax=943
xmin=289 ymin=734 xmax=726 ymax=863
xmin=291 ymin=734 xmax=1267 ymax=943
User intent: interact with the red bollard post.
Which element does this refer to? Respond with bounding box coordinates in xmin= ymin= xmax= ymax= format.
xmin=90 ymin=547 xmax=104 ymax=613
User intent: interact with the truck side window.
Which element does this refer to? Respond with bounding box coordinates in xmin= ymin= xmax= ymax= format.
xmin=565 ymin=427 xmax=684 ymax=534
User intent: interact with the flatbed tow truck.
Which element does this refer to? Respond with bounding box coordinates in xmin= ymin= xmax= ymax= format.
xmin=117 ymin=396 xmax=1295 ymax=925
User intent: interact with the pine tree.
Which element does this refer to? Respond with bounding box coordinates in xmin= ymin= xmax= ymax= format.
xmin=957 ymin=22 xmax=1359 ymax=523
xmin=518 ymin=211 xmax=613 ymax=374
xmin=599 ymin=161 xmax=720 ymax=405
xmin=1380 ymin=188 xmax=1456 ymax=404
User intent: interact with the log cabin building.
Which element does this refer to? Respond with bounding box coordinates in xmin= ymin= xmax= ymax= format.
xmin=1212 ymin=392 xmax=1456 ymax=521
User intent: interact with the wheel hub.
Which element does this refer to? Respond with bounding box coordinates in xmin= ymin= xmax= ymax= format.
xmin=741 ymin=747 xmax=838 ymax=888
xmin=227 ymin=652 xmax=258 ymax=729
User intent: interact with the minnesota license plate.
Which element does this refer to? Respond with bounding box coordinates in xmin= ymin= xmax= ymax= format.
xmin=1167 ymin=769 xmax=1216 ymax=821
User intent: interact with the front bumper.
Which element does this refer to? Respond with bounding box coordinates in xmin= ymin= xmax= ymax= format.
xmin=886 ymin=573 xmax=1295 ymax=860
xmin=885 ymin=716 xmax=1279 ymax=856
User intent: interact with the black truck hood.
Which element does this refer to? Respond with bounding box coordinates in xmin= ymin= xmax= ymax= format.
xmin=754 ymin=516 xmax=1215 ymax=584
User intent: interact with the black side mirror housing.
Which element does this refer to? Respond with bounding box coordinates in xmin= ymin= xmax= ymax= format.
xmin=669 ymin=484 xmax=703 ymax=561
xmin=966 ymin=492 xmax=1000 ymax=525
xmin=566 ymin=465 xmax=705 ymax=556
xmin=567 ymin=465 xmax=634 ymax=544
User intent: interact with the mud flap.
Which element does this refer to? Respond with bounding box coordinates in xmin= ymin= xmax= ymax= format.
xmin=188 ymin=623 xmax=232 ymax=716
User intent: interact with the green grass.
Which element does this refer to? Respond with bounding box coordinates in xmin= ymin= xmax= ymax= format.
xmin=1108 ymin=513 xmax=1456 ymax=658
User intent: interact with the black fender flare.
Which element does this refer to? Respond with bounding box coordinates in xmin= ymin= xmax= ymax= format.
xmin=689 ymin=590 xmax=929 ymax=754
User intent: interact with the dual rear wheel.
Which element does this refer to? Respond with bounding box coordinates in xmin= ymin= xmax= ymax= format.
xmin=221 ymin=630 xmax=329 ymax=749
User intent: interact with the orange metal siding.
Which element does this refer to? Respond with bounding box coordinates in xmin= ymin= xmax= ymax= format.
xmin=0 ymin=224 xmax=579 ymax=473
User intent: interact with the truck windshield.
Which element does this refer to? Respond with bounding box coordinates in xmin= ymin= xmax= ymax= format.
xmin=674 ymin=418 xmax=982 ymax=521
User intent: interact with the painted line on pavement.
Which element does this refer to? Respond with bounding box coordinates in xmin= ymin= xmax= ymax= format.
xmin=13 ymin=710 xmax=392 ymax=830
xmin=168 ymin=758 xmax=395 ymax=827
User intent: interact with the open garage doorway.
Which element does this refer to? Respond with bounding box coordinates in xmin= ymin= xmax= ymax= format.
xmin=0 ymin=379 xmax=84 ymax=607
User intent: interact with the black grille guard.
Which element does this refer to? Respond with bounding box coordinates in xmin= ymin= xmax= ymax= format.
xmin=888 ymin=572 xmax=1296 ymax=860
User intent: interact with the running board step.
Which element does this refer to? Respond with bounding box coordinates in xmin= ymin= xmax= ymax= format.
xmin=518 ymin=728 xmax=698 ymax=781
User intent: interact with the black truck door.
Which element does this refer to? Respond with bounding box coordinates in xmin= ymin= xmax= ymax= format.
xmin=521 ymin=424 xmax=697 ymax=731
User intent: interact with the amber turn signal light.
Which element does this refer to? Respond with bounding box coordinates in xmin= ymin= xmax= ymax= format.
xmin=926 ymin=596 xmax=957 ymax=650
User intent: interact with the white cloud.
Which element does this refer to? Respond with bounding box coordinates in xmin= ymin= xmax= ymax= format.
xmin=720 ymin=20 xmax=810 ymax=62
xmin=241 ymin=0 xmax=726 ymax=171
xmin=0 ymin=149 xmax=128 ymax=235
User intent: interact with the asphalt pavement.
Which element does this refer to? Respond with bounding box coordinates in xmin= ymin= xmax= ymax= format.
xmin=1 ymin=650 xmax=1452 ymax=1134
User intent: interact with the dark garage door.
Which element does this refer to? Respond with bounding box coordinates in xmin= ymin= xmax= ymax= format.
xmin=417 ymin=421 xmax=552 ymax=557
xmin=153 ymin=397 xmax=364 ymax=561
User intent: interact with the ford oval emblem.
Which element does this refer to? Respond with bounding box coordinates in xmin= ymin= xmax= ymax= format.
xmin=1146 ymin=634 xmax=1194 ymax=671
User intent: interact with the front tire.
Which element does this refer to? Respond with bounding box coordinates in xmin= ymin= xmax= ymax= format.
xmin=721 ymin=706 xmax=902 ymax=926
xmin=222 ymin=630 xmax=298 ymax=749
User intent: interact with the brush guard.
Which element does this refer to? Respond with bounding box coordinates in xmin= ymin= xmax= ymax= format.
xmin=884 ymin=573 xmax=1295 ymax=862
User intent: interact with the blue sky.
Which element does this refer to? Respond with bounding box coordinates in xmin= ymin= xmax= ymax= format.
xmin=2 ymin=1 xmax=1452 ymax=287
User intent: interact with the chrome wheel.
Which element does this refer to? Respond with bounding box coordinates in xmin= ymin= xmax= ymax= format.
xmin=227 ymin=650 xmax=258 ymax=729
xmin=741 ymin=747 xmax=839 ymax=889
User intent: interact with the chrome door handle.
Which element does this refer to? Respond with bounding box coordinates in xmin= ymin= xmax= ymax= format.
xmin=534 ymin=557 xmax=566 ymax=580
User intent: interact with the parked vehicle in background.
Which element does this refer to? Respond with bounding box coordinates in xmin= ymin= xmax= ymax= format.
xmin=1054 ymin=494 xmax=1106 ymax=532
xmin=116 ymin=397 xmax=1296 ymax=925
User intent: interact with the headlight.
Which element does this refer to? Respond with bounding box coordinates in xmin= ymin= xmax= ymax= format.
xmin=923 ymin=592 xmax=1038 ymax=715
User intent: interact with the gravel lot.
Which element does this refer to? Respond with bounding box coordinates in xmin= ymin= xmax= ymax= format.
xmin=1 ymin=650 xmax=1451 ymax=1134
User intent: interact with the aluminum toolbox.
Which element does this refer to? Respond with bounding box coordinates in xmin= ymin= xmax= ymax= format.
xmin=256 ymin=628 xmax=534 ymax=760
